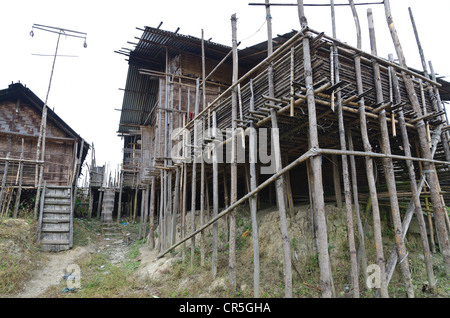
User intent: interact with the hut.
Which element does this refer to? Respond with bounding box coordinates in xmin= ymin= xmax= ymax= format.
xmin=0 ymin=82 xmax=89 ymax=250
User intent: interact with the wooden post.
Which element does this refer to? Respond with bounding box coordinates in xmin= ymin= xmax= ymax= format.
xmin=352 ymin=8 xmax=389 ymax=297
xmin=13 ymin=139 xmax=24 ymax=218
xmin=117 ymin=168 xmax=124 ymax=223
xmin=182 ymin=162 xmax=187 ymax=260
xmin=97 ymin=190 xmax=103 ymax=219
xmin=172 ymin=167 xmax=180 ymax=246
xmin=142 ymin=184 xmax=150 ymax=240
xmin=298 ymin=1 xmax=333 ymax=298
xmin=148 ymin=177 xmax=156 ymax=249
xmin=367 ymin=8 xmax=414 ymax=297
xmin=267 ymin=0 xmax=292 ymax=298
xmin=229 ymin=13 xmax=238 ymax=290
xmin=139 ymin=187 xmax=146 ymax=239
xmin=334 ymin=1 xmax=359 ymax=296
xmin=384 ymin=0 xmax=450 ymax=274
xmin=388 ymin=54 xmax=436 ymax=290
xmin=331 ymin=155 xmax=342 ymax=208
xmin=200 ymin=30 xmax=207 ymax=267
xmin=347 ymin=129 xmax=369 ymax=287
xmin=190 ymin=78 xmax=201 ymax=268
xmin=212 ymin=111 xmax=219 ymax=278
xmin=249 ymin=79 xmax=260 ymax=297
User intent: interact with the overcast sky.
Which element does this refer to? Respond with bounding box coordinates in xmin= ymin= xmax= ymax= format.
xmin=1 ymin=0 xmax=449 ymax=185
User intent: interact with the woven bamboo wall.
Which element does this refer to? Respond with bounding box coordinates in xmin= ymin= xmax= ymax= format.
xmin=0 ymin=101 xmax=76 ymax=186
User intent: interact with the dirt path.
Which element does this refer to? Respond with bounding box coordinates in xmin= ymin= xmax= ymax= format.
xmin=14 ymin=245 xmax=94 ymax=298
xmin=14 ymin=237 xmax=131 ymax=298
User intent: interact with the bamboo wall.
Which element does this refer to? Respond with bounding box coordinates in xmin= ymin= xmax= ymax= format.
xmin=0 ymin=101 xmax=76 ymax=186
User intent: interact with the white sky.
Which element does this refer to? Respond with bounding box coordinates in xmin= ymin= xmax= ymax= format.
xmin=1 ymin=0 xmax=449 ymax=185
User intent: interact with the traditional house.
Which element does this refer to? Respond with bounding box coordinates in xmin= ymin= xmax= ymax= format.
xmin=114 ymin=3 xmax=450 ymax=298
xmin=0 ymin=82 xmax=89 ymax=251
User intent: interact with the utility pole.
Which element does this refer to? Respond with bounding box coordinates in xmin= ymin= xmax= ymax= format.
xmin=30 ymin=24 xmax=87 ymax=218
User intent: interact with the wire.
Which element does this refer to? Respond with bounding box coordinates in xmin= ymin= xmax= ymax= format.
xmin=239 ymin=18 xmax=267 ymax=43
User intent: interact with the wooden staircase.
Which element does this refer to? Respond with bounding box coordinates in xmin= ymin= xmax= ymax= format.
xmin=37 ymin=183 xmax=73 ymax=252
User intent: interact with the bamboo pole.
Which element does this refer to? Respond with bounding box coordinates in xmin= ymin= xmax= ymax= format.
xmin=212 ymin=111 xmax=219 ymax=278
xmin=200 ymin=30 xmax=207 ymax=266
xmin=384 ymin=0 xmax=450 ymax=274
xmin=229 ymin=13 xmax=238 ymax=290
xmin=298 ymin=1 xmax=333 ymax=298
xmin=267 ymin=0 xmax=292 ymax=298
xmin=190 ymin=78 xmax=200 ymax=268
xmin=367 ymin=9 xmax=414 ymax=297
xmin=116 ymin=169 xmax=124 ymax=222
xmin=148 ymin=177 xmax=156 ymax=249
xmin=347 ymin=129 xmax=369 ymax=287
xmin=334 ymin=0 xmax=359 ymax=297
xmin=388 ymin=53 xmax=435 ymax=290
xmin=331 ymin=154 xmax=342 ymax=209
xmin=353 ymin=9 xmax=389 ymax=297
xmin=249 ymin=79 xmax=260 ymax=297
xmin=13 ymin=140 xmax=24 ymax=218
xmin=172 ymin=167 xmax=180 ymax=246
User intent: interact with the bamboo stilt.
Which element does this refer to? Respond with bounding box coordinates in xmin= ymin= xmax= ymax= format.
xmin=354 ymin=10 xmax=389 ymax=298
xmin=13 ymin=140 xmax=24 ymax=218
xmin=299 ymin=5 xmax=333 ymax=298
xmin=0 ymin=152 xmax=11 ymax=215
xmin=368 ymin=9 xmax=414 ymax=297
xmin=249 ymin=79 xmax=260 ymax=297
xmin=347 ymin=129 xmax=368 ymax=287
xmin=229 ymin=13 xmax=238 ymax=290
xmin=148 ymin=177 xmax=156 ymax=248
xmin=267 ymin=0 xmax=292 ymax=298
xmin=212 ymin=111 xmax=219 ymax=278
xmin=388 ymin=54 xmax=435 ymax=290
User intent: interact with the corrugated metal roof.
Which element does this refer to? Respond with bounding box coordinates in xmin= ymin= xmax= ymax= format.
xmin=117 ymin=64 xmax=159 ymax=134
xmin=116 ymin=26 xmax=298 ymax=134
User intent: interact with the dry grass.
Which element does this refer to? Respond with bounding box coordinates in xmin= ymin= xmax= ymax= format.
xmin=0 ymin=217 xmax=43 ymax=295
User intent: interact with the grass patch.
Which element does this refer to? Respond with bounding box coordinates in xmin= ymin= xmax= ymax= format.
xmin=0 ymin=217 xmax=43 ymax=295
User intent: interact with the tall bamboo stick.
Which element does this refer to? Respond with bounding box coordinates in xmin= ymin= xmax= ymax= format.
xmin=347 ymin=129 xmax=368 ymax=287
xmin=267 ymin=0 xmax=292 ymax=298
xmin=353 ymin=9 xmax=389 ymax=298
xmin=298 ymin=0 xmax=333 ymax=298
xmin=200 ymin=30 xmax=207 ymax=266
xmin=13 ymin=140 xmax=24 ymax=218
xmin=249 ymin=79 xmax=260 ymax=297
xmin=367 ymin=9 xmax=414 ymax=298
xmin=0 ymin=152 xmax=10 ymax=214
xmin=229 ymin=13 xmax=238 ymax=290
xmin=212 ymin=111 xmax=219 ymax=278
xmin=388 ymin=54 xmax=435 ymax=290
